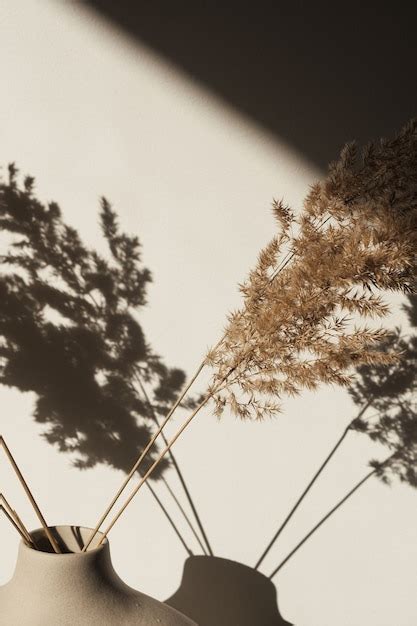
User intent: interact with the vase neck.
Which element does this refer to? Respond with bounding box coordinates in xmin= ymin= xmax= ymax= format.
xmin=9 ymin=525 xmax=123 ymax=596
xmin=2 ymin=526 xmax=197 ymax=625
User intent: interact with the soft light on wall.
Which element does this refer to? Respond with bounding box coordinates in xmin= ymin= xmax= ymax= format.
xmin=0 ymin=3 xmax=416 ymax=625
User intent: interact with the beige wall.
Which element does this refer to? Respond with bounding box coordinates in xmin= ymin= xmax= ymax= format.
xmin=0 ymin=3 xmax=416 ymax=625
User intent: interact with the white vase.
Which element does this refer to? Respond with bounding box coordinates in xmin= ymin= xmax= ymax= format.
xmin=0 ymin=525 xmax=197 ymax=626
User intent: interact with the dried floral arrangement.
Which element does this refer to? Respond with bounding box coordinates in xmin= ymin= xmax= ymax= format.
xmin=1 ymin=120 xmax=416 ymax=565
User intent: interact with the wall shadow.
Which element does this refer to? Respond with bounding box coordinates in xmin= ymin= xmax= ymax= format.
xmin=0 ymin=166 xmax=194 ymax=480
xmin=166 ymin=555 xmax=293 ymax=626
xmin=348 ymin=309 xmax=417 ymax=487
xmin=84 ymin=1 xmax=417 ymax=168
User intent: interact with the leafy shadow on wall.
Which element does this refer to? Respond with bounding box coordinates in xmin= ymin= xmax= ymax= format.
xmin=0 ymin=164 xmax=196 ymax=480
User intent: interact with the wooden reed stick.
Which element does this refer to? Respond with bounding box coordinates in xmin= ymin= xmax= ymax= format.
xmin=0 ymin=493 xmax=34 ymax=546
xmin=12 ymin=509 xmax=35 ymax=546
xmin=97 ymin=389 xmax=217 ymax=546
xmin=82 ymin=359 xmax=207 ymax=552
xmin=0 ymin=436 xmax=60 ymax=553
xmin=0 ymin=504 xmax=32 ymax=546
xmin=133 ymin=371 xmax=210 ymax=555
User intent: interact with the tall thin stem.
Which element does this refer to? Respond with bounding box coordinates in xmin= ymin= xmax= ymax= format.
xmin=0 ymin=504 xmax=33 ymax=546
xmin=13 ymin=509 xmax=35 ymax=546
xmin=82 ymin=359 xmax=207 ymax=552
xmin=135 ymin=372 xmax=213 ymax=555
xmin=0 ymin=493 xmax=34 ymax=547
xmin=254 ymin=398 xmax=374 ymax=569
xmin=97 ymin=388 xmax=221 ymax=546
xmin=87 ymin=291 xmax=209 ymax=554
xmin=0 ymin=436 xmax=60 ymax=553
xmin=268 ymin=468 xmax=376 ymax=579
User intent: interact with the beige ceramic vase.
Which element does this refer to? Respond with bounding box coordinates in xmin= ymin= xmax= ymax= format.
xmin=0 ymin=525 xmax=197 ymax=626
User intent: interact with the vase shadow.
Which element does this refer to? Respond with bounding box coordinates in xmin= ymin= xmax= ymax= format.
xmin=166 ymin=555 xmax=293 ymax=626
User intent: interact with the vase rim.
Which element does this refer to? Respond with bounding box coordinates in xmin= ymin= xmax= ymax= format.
xmin=24 ymin=524 xmax=108 ymax=556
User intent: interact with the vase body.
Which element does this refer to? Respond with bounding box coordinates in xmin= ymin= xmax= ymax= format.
xmin=166 ymin=555 xmax=292 ymax=626
xmin=0 ymin=525 xmax=196 ymax=626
